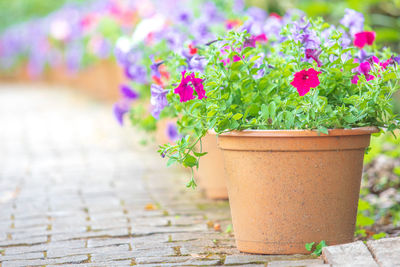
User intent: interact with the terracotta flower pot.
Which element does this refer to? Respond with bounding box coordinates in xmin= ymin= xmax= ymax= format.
xmin=218 ymin=127 xmax=379 ymax=254
xmin=196 ymin=132 xmax=228 ymax=200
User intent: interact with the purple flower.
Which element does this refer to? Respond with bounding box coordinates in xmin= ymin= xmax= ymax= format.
xmin=177 ymin=10 xmax=192 ymax=24
xmin=124 ymin=64 xmax=148 ymax=84
xmin=150 ymin=84 xmax=168 ymax=119
xmin=150 ymin=56 xmax=163 ymax=78
xmin=291 ymin=20 xmax=320 ymax=49
xmin=339 ymin=31 xmax=352 ymax=48
xmin=120 ymin=84 xmax=139 ymax=100
xmin=340 ymin=9 xmax=364 ymax=36
xmin=113 ymin=85 xmax=139 ymax=125
xmin=357 ymin=49 xmax=370 ymax=63
xmin=246 ymin=7 xmax=267 ymax=22
xmin=392 ymin=55 xmax=400 ymax=64
xmin=188 ymin=55 xmax=207 ymax=72
xmin=233 ymin=0 xmax=245 ymax=13
xmin=252 ymin=53 xmax=265 ymax=79
xmin=262 ymin=17 xmax=283 ymax=40
xmin=166 ymin=122 xmax=181 ymax=142
xmin=113 ymin=100 xmax=131 ymax=126
xmin=202 ymin=2 xmax=224 ymax=22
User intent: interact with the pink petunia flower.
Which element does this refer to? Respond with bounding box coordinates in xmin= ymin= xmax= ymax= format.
xmin=174 ymin=71 xmax=195 ymax=102
xmin=189 ymin=73 xmax=207 ymax=100
xmin=353 ymin=31 xmax=376 ymax=49
xmin=290 ymin=68 xmax=321 ymax=96
xmin=351 ymin=61 xmax=374 ymax=84
xmin=233 ymin=55 xmax=242 ymax=62
xmin=174 ymin=71 xmax=206 ymax=102
xmin=305 ymin=49 xmax=322 ymax=67
xmin=244 ymin=33 xmax=268 ymax=48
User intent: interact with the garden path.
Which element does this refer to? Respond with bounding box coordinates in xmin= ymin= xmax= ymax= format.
xmin=0 ymin=84 xmax=398 ymax=267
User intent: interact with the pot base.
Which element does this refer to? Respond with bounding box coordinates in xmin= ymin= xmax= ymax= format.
xmin=204 ymin=187 xmax=229 ymax=200
xmin=235 ymin=238 xmax=354 ymax=254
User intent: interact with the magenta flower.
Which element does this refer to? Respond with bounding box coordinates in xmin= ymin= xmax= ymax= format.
xmin=290 ymin=68 xmax=321 ymax=96
xmin=190 ymin=73 xmax=206 ymax=100
xmin=305 ymin=49 xmax=322 ymax=67
xmin=244 ymin=33 xmax=268 ymax=48
xmin=221 ymin=58 xmax=230 ymax=66
xmin=351 ymin=61 xmax=374 ymax=84
xmin=233 ymin=55 xmax=242 ymax=62
xmin=353 ymin=31 xmax=376 ymax=49
xmin=174 ymin=71 xmax=206 ymax=102
xmin=174 ymin=71 xmax=195 ymax=102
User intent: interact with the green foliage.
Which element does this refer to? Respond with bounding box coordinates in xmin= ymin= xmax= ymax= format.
xmin=305 ymin=240 xmax=327 ymax=256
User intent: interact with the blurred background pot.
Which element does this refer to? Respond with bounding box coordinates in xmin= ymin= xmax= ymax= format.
xmin=218 ymin=127 xmax=379 ymax=254
xmin=195 ymin=132 xmax=228 ymax=200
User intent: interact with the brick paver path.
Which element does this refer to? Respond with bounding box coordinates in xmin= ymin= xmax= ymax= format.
xmin=0 ymin=84 xmax=398 ymax=267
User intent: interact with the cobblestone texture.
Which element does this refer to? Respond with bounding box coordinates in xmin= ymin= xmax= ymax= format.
xmin=0 ymin=84 xmax=397 ymax=267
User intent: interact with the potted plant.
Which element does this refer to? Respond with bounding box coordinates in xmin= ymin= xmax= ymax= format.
xmin=158 ymin=10 xmax=400 ymax=254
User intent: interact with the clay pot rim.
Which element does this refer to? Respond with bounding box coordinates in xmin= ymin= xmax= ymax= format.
xmin=217 ymin=126 xmax=380 ymax=138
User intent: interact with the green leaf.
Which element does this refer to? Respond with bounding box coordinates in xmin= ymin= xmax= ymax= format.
xmin=372 ymin=232 xmax=387 ymax=240
xmin=394 ymin=166 xmax=400 ymax=177
xmin=232 ymin=113 xmax=243 ymax=120
xmin=207 ymin=109 xmax=217 ymax=117
xmin=305 ymin=242 xmax=315 ymax=252
xmin=225 ymin=224 xmax=233 ymax=233
xmin=312 ymin=240 xmax=327 ymax=256
xmin=358 ymin=199 xmax=372 ymax=212
xmin=193 ymin=151 xmax=208 ymax=157
xmin=317 ymin=126 xmax=329 ymax=135
xmin=356 ymin=214 xmax=375 ymax=227
xmin=344 ymin=114 xmax=357 ymax=123
xmin=167 ymin=157 xmax=177 ymax=167
xmin=383 ymin=72 xmax=396 ymax=82
xmin=183 ymin=155 xmax=197 ymax=167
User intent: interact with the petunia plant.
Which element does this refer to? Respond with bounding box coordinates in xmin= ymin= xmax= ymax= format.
xmin=158 ymin=15 xmax=400 ymax=188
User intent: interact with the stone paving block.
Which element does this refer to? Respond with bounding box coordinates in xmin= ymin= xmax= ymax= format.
xmin=135 ymin=255 xmax=192 ymax=264
xmin=45 ymin=261 xmax=133 ymax=267
xmin=50 ymin=228 xmax=129 ymax=241
xmin=87 ymin=237 xmax=134 ymax=248
xmin=224 ymin=254 xmax=312 ymax=265
xmin=3 ymin=240 xmax=85 ymax=255
xmin=366 ymin=237 xmax=400 ymax=267
xmin=2 ymin=255 xmax=88 ymax=267
xmin=267 ymin=259 xmax=328 ymax=267
xmin=322 ymin=241 xmax=378 ymax=267
xmin=47 ymin=244 xmax=130 ymax=258
xmin=90 ymin=251 xmax=137 ymax=262
xmin=0 ymin=236 xmax=48 ymax=247
xmin=0 ymin=252 xmax=44 ymax=261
